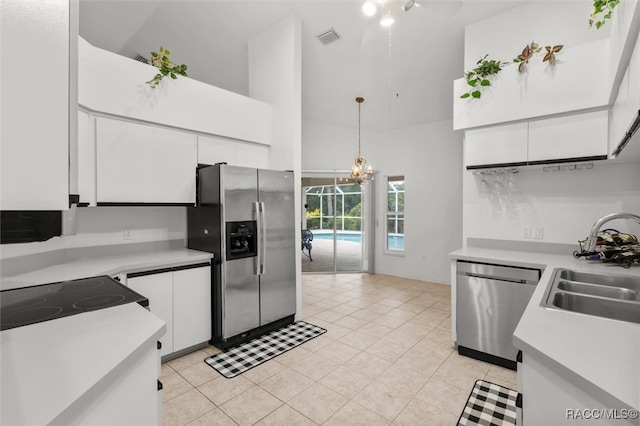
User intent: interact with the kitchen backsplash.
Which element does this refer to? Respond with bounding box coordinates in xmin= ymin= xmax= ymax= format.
xmin=463 ymin=161 xmax=640 ymax=246
xmin=0 ymin=207 xmax=186 ymax=259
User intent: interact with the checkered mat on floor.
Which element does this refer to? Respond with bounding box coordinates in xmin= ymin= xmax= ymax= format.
xmin=204 ymin=321 xmax=326 ymax=379
xmin=457 ymin=380 xmax=517 ymax=426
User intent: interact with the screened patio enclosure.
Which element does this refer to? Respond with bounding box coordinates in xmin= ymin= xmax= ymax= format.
xmin=301 ymin=176 xmax=373 ymax=273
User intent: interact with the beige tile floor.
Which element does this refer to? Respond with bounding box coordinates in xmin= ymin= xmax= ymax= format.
xmin=161 ymin=273 xmax=517 ymax=426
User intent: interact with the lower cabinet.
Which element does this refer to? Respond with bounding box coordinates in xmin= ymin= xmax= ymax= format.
xmin=55 ymin=339 xmax=161 ymax=425
xmin=128 ymin=263 xmax=211 ymax=358
xmin=517 ymin=351 xmax=636 ymax=425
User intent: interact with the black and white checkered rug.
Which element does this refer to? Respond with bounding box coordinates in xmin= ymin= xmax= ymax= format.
xmin=204 ymin=321 xmax=326 ymax=379
xmin=457 ymin=380 xmax=517 ymax=426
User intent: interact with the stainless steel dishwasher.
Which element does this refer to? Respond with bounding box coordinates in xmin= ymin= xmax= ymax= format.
xmin=457 ymin=261 xmax=541 ymax=370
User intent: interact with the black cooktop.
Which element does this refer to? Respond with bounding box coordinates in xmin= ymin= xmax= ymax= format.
xmin=0 ymin=275 xmax=149 ymax=331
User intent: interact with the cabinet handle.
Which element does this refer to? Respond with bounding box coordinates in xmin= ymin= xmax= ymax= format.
xmin=157 ymin=341 xmax=162 ymax=350
xmin=157 ymin=380 xmax=163 ymax=391
xmin=517 ymin=350 xmax=522 ymax=363
xmin=516 ymin=393 xmax=523 ymax=408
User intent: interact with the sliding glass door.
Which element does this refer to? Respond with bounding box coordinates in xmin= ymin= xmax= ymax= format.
xmin=301 ymin=175 xmax=373 ymax=273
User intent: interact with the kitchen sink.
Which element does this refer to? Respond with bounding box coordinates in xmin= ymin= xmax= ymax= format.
xmin=556 ymin=281 xmax=639 ymax=301
xmin=558 ymin=269 xmax=640 ymax=291
xmin=542 ymin=268 xmax=640 ymax=324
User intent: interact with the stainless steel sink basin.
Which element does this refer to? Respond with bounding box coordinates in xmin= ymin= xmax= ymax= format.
xmin=558 ymin=269 xmax=640 ymax=291
xmin=557 ymin=281 xmax=639 ymax=301
xmin=542 ymin=269 xmax=640 ymax=324
xmin=551 ymin=292 xmax=640 ymax=324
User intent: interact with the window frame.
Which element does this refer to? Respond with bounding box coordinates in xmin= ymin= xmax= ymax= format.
xmin=384 ymin=175 xmax=405 ymax=255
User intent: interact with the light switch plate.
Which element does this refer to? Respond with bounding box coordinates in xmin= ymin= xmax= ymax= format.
xmin=522 ymin=226 xmax=531 ymax=238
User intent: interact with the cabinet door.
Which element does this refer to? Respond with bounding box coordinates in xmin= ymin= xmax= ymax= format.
xmin=628 ymin=31 xmax=640 ymax=126
xmin=198 ymin=135 xmax=237 ymax=166
xmin=236 ymin=142 xmax=270 ymax=169
xmin=464 ymin=123 xmax=528 ymax=168
xmin=96 ymin=118 xmax=197 ymax=204
xmin=609 ymin=69 xmax=630 ymax=156
xmin=128 ymin=272 xmax=174 ymax=357
xmin=77 ymin=110 xmax=96 ymax=205
xmin=173 ymin=266 xmax=212 ymax=352
xmin=528 ymin=111 xmax=608 ymax=163
xmin=1 ymin=0 xmax=71 ymax=210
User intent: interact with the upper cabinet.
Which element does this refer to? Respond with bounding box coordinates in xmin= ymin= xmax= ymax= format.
xmin=609 ymin=29 xmax=640 ymax=161
xmin=528 ymin=111 xmax=608 ymax=163
xmin=1 ymin=0 xmax=78 ymax=210
xmin=96 ymin=118 xmax=197 ymax=205
xmin=465 ymin=112 xmax=609 ymax=169
xmin=464 ymin=124 xmax=528 ymax=169
xmin=197 ymin=136 xmax=270 ymax=169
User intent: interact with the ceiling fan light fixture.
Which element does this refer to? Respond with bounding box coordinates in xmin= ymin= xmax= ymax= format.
xmin=362 ymin=1 xmax=377 ymax=16
xmin=380 ymin=11 xmax=394 ymax=27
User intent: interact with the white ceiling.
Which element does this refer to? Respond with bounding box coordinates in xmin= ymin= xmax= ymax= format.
xmin=79 ymin=0 xmax=529 ymax=132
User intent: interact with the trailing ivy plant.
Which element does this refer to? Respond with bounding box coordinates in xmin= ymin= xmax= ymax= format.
xmin=589 ymin=0 xmax=620 ymax=29
xmin=146 ymin=46 xmax=188 ymax=89
xmin=460 ymin=55 xmax=509 ymax=99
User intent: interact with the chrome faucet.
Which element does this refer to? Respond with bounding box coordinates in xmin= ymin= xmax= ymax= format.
xmin=585 ymin=212 xmax=640 ymax=252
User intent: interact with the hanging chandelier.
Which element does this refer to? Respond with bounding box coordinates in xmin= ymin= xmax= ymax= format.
xmin=351 ymin=97 xmax=374 ymax=185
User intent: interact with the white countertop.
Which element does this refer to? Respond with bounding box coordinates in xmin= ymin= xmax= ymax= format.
xmin=0 ymin=303 xmax=166 ymax=425
xmin=450 ymin=247 xmax=640 ymax=410
xmin=0 ymin=244 xmax=213 ymax=424
xmin=1 ymin=247 xmax=213 ymax=290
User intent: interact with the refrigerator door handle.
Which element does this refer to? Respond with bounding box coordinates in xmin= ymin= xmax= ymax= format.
xmin=255 ymin=201 xmax=267 ymax=275
xmin=259 ymin=201 xmax=267 ymax=275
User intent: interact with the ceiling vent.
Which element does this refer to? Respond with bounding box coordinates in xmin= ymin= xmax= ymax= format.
xmin=316 ymin=28 xmax=342 ymax=45
xmin=133 ymin=54 xmax=149 ymax=64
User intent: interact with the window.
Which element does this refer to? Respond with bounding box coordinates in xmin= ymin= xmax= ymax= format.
xmin=386 ymin=176 xmax=405 ymax=252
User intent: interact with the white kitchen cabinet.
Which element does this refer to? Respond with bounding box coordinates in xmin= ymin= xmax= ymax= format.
xmin=198 ymin=135 xmax=238 ymax=166
xmin=610 ymin=69 xmax=631 ymax=156
xmin=236 ymin=142 xmax=270 ymax=169
xmin=96 ymin=118 xmax=197 ymax=204
xmin=54 ymin=340 xmax=161 ymax=426
xmin=128 ymin=271 xmax=174 ymax=357
xmin=197 ymin=135 xmax=271 ymax=169
xmin=518 ymin=351 xmax=637 ymax=425
xmin=127 ymin=263 xmax=211 ymax=358
xmin=464 ymin=123 xmax=528 ymax=168
xmin=1 ymin=0 xmax=77 ymax=210
xmin=628 ymin=30 xmax=640 ymax=126
xmin=78 ymin=109 xmax=97 ymax=205
xmin=173 ymin=266 xmax=212 ymax=353
xmin=528 ymin=111 xmax=608 ymax=163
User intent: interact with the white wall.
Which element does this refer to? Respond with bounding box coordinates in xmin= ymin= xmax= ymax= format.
xmin=0 ymin=207 xmax=186 ymax=259
xmin=463 ymin=161 xmax=640 ymax=245
xmin=464 ymin=1 xmax=609 ymax=71
xmin=302 ymin=117 xmax=464 ymax=284
xmin=371 ymin=120 xmax=463 ymax=284
xmin=249 ymin=15 xmax=303 ymax=319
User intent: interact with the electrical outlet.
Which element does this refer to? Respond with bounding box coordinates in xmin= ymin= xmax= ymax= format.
xmin=522 ymin=226 xmax=531 ymax=238
xmin=123 ymin=228 xmax=132 ymax=240
xmin=533 ymin=226 xmax=544 ymax=240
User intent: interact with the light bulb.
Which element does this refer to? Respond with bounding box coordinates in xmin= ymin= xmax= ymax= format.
xmin=362 ymin=1 xmax=376 ymax=16
xmin=380 ymin=11 xmax=394 ymax=27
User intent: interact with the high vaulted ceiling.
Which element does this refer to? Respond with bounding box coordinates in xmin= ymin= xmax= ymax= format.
xmin=79 ymin=0 xmax=528 ymax=132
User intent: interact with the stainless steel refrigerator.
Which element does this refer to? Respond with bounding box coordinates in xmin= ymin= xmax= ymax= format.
xmin=187 ymin=164 xmax=296 ymax=349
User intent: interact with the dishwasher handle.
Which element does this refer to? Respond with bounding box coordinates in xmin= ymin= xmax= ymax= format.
xmin=457 ymin=261 xmax=540 ymax=285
